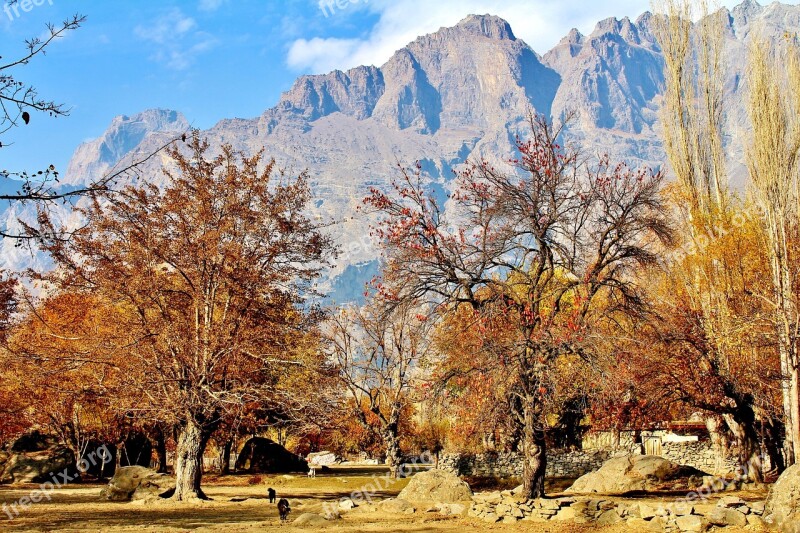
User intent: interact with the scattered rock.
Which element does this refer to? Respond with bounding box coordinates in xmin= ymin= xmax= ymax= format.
xmin=717 ymin=495 xmax=745 ymax=508
xmin=338 ymin=498 xmax=357 ymax=510
xmin=706 ymin=507 xmax=747 ymax=527
xmin=437 ymin=502 xmax=466 ymax=516
xmin=553 ymin=506 xmax=577 ymax=521
xmin=675 ymin=514 xmax=708 ymax=532
xmin=638 ymin=503 xmax=657 ymax=520
xmin=379 ymin=498 xmax=414 ymax=513
xmin=627 ymin=517 xmax=650 ymax=530
xmin=597 ymin=509 xmax=622 ymax=525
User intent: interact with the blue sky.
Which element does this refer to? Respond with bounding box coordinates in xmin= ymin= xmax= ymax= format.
xmin=0 ymin=0 xmax=791 ymax=176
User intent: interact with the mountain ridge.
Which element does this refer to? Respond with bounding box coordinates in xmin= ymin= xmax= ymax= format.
xmin=4 ymin=2 xmax=799 ymax=300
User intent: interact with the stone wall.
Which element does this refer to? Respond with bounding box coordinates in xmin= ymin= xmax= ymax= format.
xmin=441 ymin=441 xmax=740 ymax=479
xmin=440 ymin=450 xmax=616 ymax=479
xmin=661 ymin=441 xmax=740 ymax=475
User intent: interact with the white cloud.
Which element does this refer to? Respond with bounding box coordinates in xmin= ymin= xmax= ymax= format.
xmin=199 ymin=0 xmax=228 ymax=12
xmin=134 ymin=8 xmax=217 ymax=70
xmin=288 ymin=0 xmax=650 ymax=73
xmin=288 ymin=0 xmax=795 ymax=74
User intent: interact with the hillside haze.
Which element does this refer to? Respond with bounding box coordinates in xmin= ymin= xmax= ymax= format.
xmin=5 ymin=1 xmax=799 ymax=301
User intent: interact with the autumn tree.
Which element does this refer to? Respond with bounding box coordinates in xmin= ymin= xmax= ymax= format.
xmin=365 ymin=114 xmax=673 ymax=497
xmin=651 ymin=0 xmax=790 ymax=473
xmin=433 ymin=300 xmax=529 ymax=453
xmin=3 ymin=292 xmax=129 ymax=466
xmin=746 ymin=34 xmax=800 ymax=465
xmin=326 ymin=298 xmax=433 ymax=477
xmin=42 ymin=134 xmax=334 ymax=500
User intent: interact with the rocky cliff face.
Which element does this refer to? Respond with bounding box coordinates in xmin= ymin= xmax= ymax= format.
xmin=5 ymin=2 xmax=799 ymax=300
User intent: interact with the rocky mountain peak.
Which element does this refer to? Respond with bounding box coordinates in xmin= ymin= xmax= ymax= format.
xmin=451 ymin=14 xmax=516 ymax=41
xmin=62 ymin=109 xmax=188 ymax=186
xmin=733 ymin=0 xmax=764 ymax=20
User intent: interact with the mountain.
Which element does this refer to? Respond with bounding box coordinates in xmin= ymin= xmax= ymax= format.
xmin=4 ymin=2 xmax=800 ymax=299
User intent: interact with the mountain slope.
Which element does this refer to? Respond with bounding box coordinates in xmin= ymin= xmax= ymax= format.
xmin=4 ymin=2 xmax=799 ymax=299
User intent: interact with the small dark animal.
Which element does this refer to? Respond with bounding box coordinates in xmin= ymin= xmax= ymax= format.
xmin=277 ymin=498 xmax=291 ymax=523
xmin=267 ymin=487 xmax=276 ymax=503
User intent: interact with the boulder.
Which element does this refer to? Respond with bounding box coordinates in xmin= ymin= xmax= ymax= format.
xmin=0 ymin=431 xmax=76 ymax=484
xmin=675 ymin=514 xmax=708 ymax=532
xmin=706 ymin=507 xmax=747 ymax=527
xmin=379 ymin=498 xmax=415 ymax=513
xmin=100 ymin=466 xmax=175 ymax=501
xmin=566 ymin=455 xmax=708 ymax=495
xmin=234 ymin=437 xmax=308 ymax=474
xmin=437 ymin=502 xmax=467 ymax=516
xmin=766 ymin=463 xmax=800 ymax=533
xmin=307 ymin=451 xmax=340 ymax=466
xmin=338 ymin=498 xmax=357 ymax=510
xmin=293 ymin=513 xmax=329 ymax=526
xmin=397 ymin=469 xmax=473 ymax=503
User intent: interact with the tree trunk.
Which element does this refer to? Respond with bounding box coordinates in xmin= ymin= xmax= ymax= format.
xmin=762 ymin=417 xmax=785 ymax=475
xmin=723 ymin=404 xmax=763 ymax=483
xmin=383 ymin=406 xmax=403 ymax=479
xmin=115 ymin=441 xmax=124 ymax=471
xmin=521 ymin=397 xmax=546 ymax=499
xmin=791 ymin=367 xmax=800 ymax=464
xmin=173 ymin=419 xmax=209 ymax=501
xmin=778 ymin=329 xmax=798 ymax=466
xmin=705 ymin=415 xmax=729 ymax=475
xmin=220 ymin=439 xmax=233 ymax=475
xmin=153 ymin=426 xmax=168 ymax=474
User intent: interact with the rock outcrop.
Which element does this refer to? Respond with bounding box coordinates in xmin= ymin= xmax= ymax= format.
xmin=766 ymin=463 xmax=800 ymax=533
xmin=397 ymin=469 xmax=473 ymax=503
xmin=0 ymin=431 xmax=76 ymax=484
xmin=307 ymin=451 xmax=341 ymax=466
xmin=234 ymin=437 xmax=308 ymax=474
xmin=99 ymin=466 xmax=175 ymax=501
xmin=566 ymin=455 xmax=708 ymax=495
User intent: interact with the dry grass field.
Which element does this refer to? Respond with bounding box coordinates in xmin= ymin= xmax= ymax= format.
xmin=0 ymin=466 xmax=765 ymax=532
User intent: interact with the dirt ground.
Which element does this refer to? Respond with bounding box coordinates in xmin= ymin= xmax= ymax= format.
xmin=0 ymin=466 xmax=765 ymax=532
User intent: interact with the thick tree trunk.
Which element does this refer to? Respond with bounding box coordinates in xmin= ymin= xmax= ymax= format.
xmin=723 ymin=404 xmax=763 ymax=483
xmin=220 ymin=439 xmax=233 ymax=475
xmin=172 ymin=420 xmax=209 ymax=501
xmin=383 ymin=406 xmax=403 ymax=479
xmin=705 ymin=415 xmax=729 ymax=475
xmin=521 ymin=398 xmax=546 ymax=499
